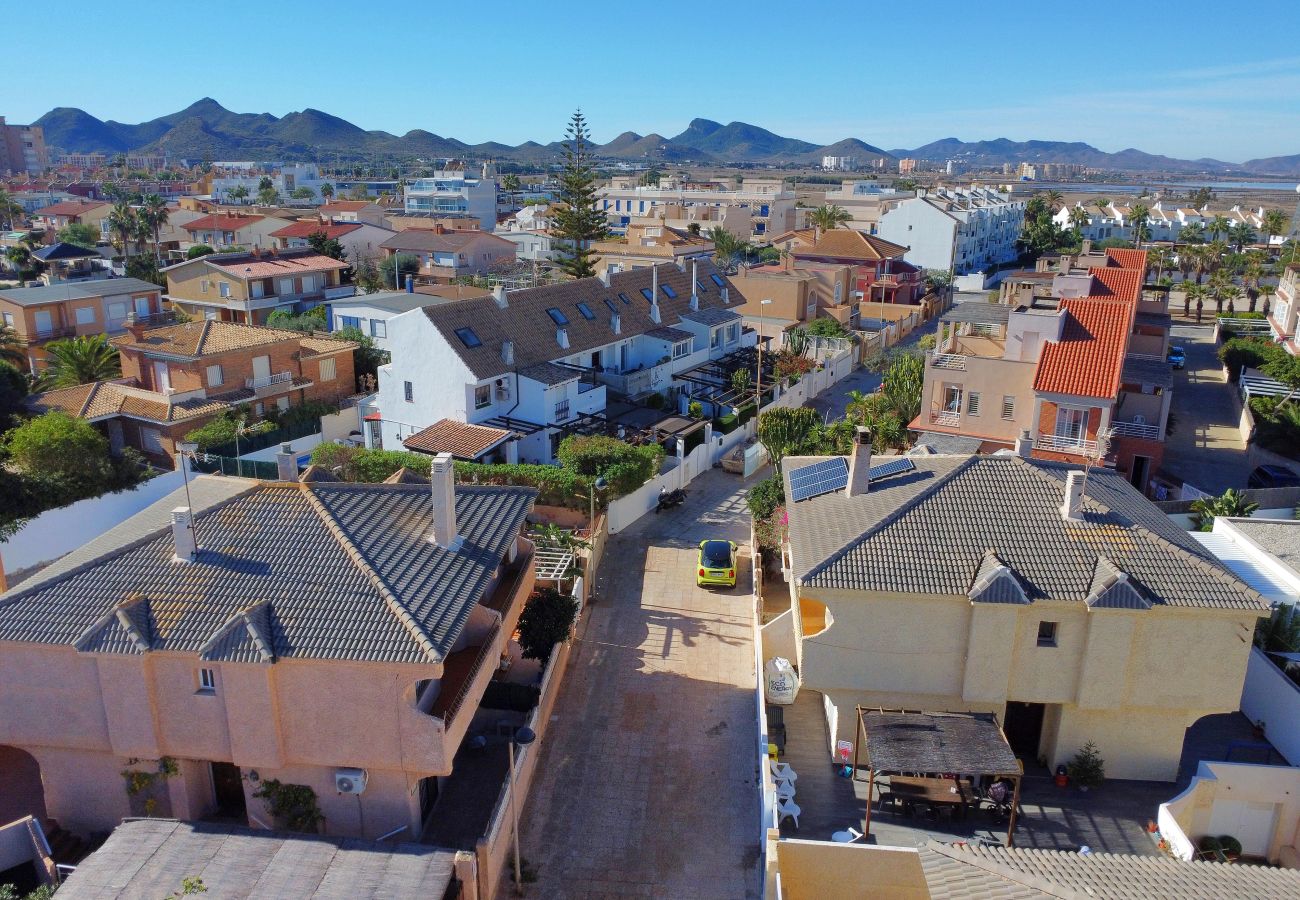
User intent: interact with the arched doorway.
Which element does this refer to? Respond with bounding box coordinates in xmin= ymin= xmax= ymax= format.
xmin=0 ymin=745 xmax=47 ymax=825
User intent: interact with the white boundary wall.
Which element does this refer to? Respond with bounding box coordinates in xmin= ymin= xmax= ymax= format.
xmin=1 ymin=470 xmax=185 ymax=576
xmin=1241 ymin=647 xmax=1300 ymax=765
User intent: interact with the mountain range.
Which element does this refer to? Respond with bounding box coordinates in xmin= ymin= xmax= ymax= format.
xmin=31 ymin=100 xmax=1300 ymax=176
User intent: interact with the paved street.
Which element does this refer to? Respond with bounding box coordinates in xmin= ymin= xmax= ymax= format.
xmin=515 ymin=468 xmax=762 ymax=899
xmin=808 ymin=306 xmax=942 ymax=422
xmin=1160 ymin=323 xmax=1250 ymax=494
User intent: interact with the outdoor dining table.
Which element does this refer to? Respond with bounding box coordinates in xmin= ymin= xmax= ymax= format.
xmin=888 ymin=776 xmax=971 ymax=818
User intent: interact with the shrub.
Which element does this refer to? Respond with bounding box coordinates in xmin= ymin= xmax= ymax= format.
xmin=688 ymin=400 xmax=703 ymax=419
xmin=1067 ymin=741 xmax=1105 ymax=788
xmin=747 ymin=473 xmax=785 ymax=521
xmin=556 ymin=434 xmax=663 ymax=495
xmin=186 ymin=244 xmax=215 ymax=259
xmin=736 ymin=402 xmax=757 ymax=425
xmin=1217 ymin=834 xmax=1242 ymax=858
xmin=517 ymin=586 xmax=579 ymax=662
xmin=643 ymin=392 xmax=666 ymax=410
xmin=715 ymin=413 xmax=738 ymax=434
xmin=1218 ymin=336 xmax=1286 ymax=381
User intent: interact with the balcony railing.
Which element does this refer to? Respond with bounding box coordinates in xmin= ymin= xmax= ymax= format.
xmin=1036 ymin=431 xmax=1098 ymax=456
xmin=1110 ymin=419 xmax=1161 ymax=440
xmin=929 ymin=352 xmax=967 ymax=370
xmin=323 ymin=284 xmax=356 ymax=300
xmin=22 ymin=326 xmax=76 ymax=345
xmin=929 ymin=409 xmax=960 ymax=426
xmin=432 ymin=624 xmax=502 ymax=726
xmin=245 ymin=371 xmax=294 ymax=391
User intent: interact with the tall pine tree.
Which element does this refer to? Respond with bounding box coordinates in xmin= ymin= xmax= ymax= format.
xmin=553 ymin=110 xmax=608 ymax=279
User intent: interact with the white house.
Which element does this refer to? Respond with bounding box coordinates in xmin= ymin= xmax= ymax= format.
xmin=329 ymin=290 xmax=456 ymax=353
xmin=403 ymin=161 xmax=497 ymax=231
xmin=876 ymin=187 xmax=1025 ymax=275
xmin=269 ymin=219 xmax=395 ymax=263
xmin=210 ymin=163 xmax=335 ymax=204
xmin=374 ymin=259 xmax=754 ymax=463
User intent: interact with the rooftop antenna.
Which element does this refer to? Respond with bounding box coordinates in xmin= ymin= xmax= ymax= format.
xmin=1079 ymin=427 xmax=1113 ymax=503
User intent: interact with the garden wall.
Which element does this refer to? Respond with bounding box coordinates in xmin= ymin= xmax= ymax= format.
xmin=0 ymin=470 xmax=185 ymax=580
xmin=1241 ymin=647 xmax=1300 ymax=765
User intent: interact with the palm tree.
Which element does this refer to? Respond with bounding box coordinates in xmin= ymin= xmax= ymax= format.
xmin=0 ymin=325 xmax=26 ymax=368
xmin=1228 ymin=221 xmax=1256 ymax=253
xmin=1148 ymin=247 xmax=1171 ymax=280
xmin=1207 ymin=214 xmax=1231 ymax=242
xmin=1190 ymin=488 xmax=1259 ymax=531
xmin=106 ymin=201 xmax=137 ymax=260
xmin=707 ymin=226 xmax=747 ymax=273
xmin=229 ymin=185 xmax=249 ymax=205
xmin=1068 ymin=206 xmax=1091 ymax=230
xmin=1242 ymin=256 xmax=1266 ymax=312
xmin=1042 ymin=190 xmax=1064 ymax=212
xmin=501 ymin=174 xmax=521 ymax=207
xmin=40 ymin=335 xmax=121 ymax=387
xmin=138 ymin=194 xmax=169 ymax=263
xmin=319 ymin=183 xmax=335 ymax=201
xmin=1220 ymin=282 xmax=1242 ymax=316
xmin=0 ymin=188 xmax=21 ymax=232
xmin=257 ymin=187 xmax=281 ymax=206
xmin=1129 ymin=203 xmax=1150 ymax=249
xmin=808 ymin=204 xmax=852 ymax=234
xmin=1184 ymin=282 xmax=1206 ymax=321
xmin=1205 ymin=239 xmax=1229 ymax=279
xmin=1179 ymin=222 xmax=1206 ymax=244
xmin=1261 ymin=209 xmax=1289 ymax=248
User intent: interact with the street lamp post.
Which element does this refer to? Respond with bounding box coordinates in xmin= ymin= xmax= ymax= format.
xmin=587 ymin=476 xmax=608 ymax=529
xmin=508 ymin=725 xmax=537 ymax=895
xmin=177 ymin=440 xmax=199 ymax=553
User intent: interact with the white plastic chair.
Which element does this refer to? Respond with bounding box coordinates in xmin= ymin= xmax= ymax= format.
xmin=832 ymin=827 xmax=864 ymax=843
xmin=771 ymin=761 xmax=797 ymax=785
xmin=774 ymin=780 xmax=796 ymax=801
xmin=778 ymin=797 xmax=801 ymax=829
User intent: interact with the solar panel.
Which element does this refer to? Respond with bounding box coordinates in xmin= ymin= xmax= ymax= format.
xmin=788 ymin=457 xmax=849 ymax=502
xmin=868 ymin=457 xmax=915 ymax=481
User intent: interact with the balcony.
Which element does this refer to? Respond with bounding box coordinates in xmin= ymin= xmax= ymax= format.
xmin=427 ymin=624 xmax=502 ymax=727
xmin=929 ymin=408 xmax=960 ymax=427
xmin=928 ymin=352 xmax=967 ymax=370
xmin=1035 ymin=431 xmax=1098 ymax=456
xmin=1110 ymin=419 xmax=1161 ymax=440
xmin=244 ymin=371 xmax=309 ymax=397
xmin=22 ymin=326 xmax=76 ymax=345
xmin=323 ymin=284 xmax=356 ymax=300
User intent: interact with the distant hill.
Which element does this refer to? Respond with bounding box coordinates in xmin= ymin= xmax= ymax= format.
xmin=29 ymin=99 xmax=1297 ymax=173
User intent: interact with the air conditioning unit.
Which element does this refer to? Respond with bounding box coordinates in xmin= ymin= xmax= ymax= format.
xmin=335 ymin=768 xmax=368 ymax=795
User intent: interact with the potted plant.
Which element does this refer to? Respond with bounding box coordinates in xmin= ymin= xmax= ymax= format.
xmin=1218 ymin=834 xmax=1242 ymax=862
xmin=1067 ymin=741 xmax=1105 ymax=792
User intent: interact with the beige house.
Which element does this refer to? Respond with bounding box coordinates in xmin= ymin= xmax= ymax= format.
xmin=164 ymin=247 xmax=353 ymax=324
xmin=0 ymin=277 xmax=163 ymax=371
xmin=590 ymin=223 xmax=714 ymax=276
xmin=181 ymin=211 xmax=293 ymax=250
xmin=779 ymin=440 xmax=1268 ymax=781
xmin=729 ymin=262 xmax=856 ymax=329
xmin=0 ymin=462 xmax=537 ymax=844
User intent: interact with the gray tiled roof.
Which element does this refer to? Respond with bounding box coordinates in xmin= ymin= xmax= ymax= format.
xmin=941 ymin=302 xmax=1011 ymax=325
xmin=0 ymin=277 xmax=162 ymax=307
xmin=519 ymin=361 xmax=578 ymax=385
xmin=423 ymin=259 xmax=747 ymax=379
xmin=57 ymin=819 xmax=457 ymax=900
xmin=680 ymin=306 xmax=742 ymax=326
xmin=784 ymin=454 xmax=1266 ymax=610
xmin=922 ymin=841 xmax=1300 ymax=899
xmin=0 ymin=482 xmax=535 ymax=665
xmin=645 ymin=325 xmax=693 ymax=342
xmin=1121 ymin=354 xmax=1174 ymax=388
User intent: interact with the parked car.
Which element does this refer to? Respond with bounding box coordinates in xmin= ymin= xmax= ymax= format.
xmin=697 ymin=539 xmax=738 ymax=588
xmin=1167 ymin=346 xmax=1186 ymax=369
xmin=1247 ymin=465 xmax=1300 ymax=489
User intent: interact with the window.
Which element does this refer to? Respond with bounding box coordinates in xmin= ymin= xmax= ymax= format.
xmin=943 ymin=385 xmax=962 ymax=413
xmin=319 ymin=357 xmax=337 ymax=382
xmin=576 ymin=302 xmax=595 ymax=320
xmin=604 ymin=298 xmax=619 ymax=313
xmin=199 ymin=279 xmax=209 ymax=294
xmin=218 ymin=282 xmax=230 ymax=298
xmin=370 ymin=319 xmax=386 ymax=338
xmin=206 ymin=364 xmax=223 ymax=387
xmin=554 ymin=399 xmax=570 ymax=421
xmin=454 ymin=327 xmax=482 ymax=348
xmin=1001 ymin=395 xmax=1015 ymax=420
xmin=696 ymin=279 xmax=709 ymax=294
xmin=72 ymin=306 xmax=96 ymax=326
xmin=403 ymin=380 xmax=414 ymax=403
xmin=198 ymin=668 xmax=217 ymax=693
xmin=709 ymin=273 xmax=726 ymax=288
xmin=711 ymin=328 xmax=722 ymax=349
xmin=1037 ymin=621 xmax=1058 ymax=647
xmin=1 ymin=312 xmax=12 ymax=327
xmin=617 ymin=292 xmax=632 ymax=305
xmin=546 ymin=307 xmax=569 ymax=325
xmin=474 ymin=384 xmax=491 ymax=409
xmin=276 ymin=396 xmax=290 ymax=411
xmin=338 ymin=315 xmax=360 ymax=330
xmin=660 ymin=284 xmax=677 ymax=299
xmin=726 ymin=323 xmax=739 ymax=343
xmin=673 ymin=340 xmax=691 ymax=359
xmin=967 ymin=391 xmax=981 ymax=416
xmin=640 ymin=288 xmax=654 ymax=302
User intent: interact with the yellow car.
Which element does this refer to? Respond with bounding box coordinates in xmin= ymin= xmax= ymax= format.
xmin=697 ymin=539 xmax=739 ymax=588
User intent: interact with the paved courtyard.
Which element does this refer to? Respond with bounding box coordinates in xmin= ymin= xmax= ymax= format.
xmin=515 ymin=468 xmax=762 ymax=899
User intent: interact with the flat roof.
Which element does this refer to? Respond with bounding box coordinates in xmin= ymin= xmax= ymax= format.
xmin=0 ymin=277 xmax=162 ymax=307
xmin=940 ymin=303 xmax=1010 ymax=325
xmin=56 ymin=819 xmax=458 ymax=899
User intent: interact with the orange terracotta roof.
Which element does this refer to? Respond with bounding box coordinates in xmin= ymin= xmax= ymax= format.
xmin=33 ymin=199 xmax=110 ymax=217
xmin=183 ymin=213 xmax=265 ymax=232
xmin=205 ymin=253 xmax=349 ymax=278
xmin=269 ymin=221 xmax=363 ymax=239
xmin=28 ymin=379 xmax=231 ymax=424
xmin=319 ymin=201 xmax=372 ymax=212
xmin=402 ymin=419 xmax=512 ymax=459
xmin=1089 ymin=266 xmax=1143 ymax=303
xmin=1103 ymin=248 xmax=1149 ymax=271
xmin=793 ymin=229 xmax=908 ymax=262
xmin=1033 ymin=297 xmax=1134 ymax=400
xmin=114 ymin=321 xmax=304 ymax=357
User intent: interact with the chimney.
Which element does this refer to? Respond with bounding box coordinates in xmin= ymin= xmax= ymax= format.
xmin=690 ymin=259 xmax=700 ymax=310
xmin=492 ymin=284 xmax=508 ymax=309
xmin=171 ymin=507 xmax=197 ymax=561
xmin=125 ymin=315 xmax=149 ymax=341
xmin=598 ymin=270 xmax=611 ymax=288
xmin=611 ymin=312 xmax=622 ymax=335
xmin=1061 ymin=470 xmax=1085 ymax=521
xmin=430 ymin=453 xmax=460 ymax=549
xmin=721 ymin=286 xmax=730 ymax=305
xmin=651 ymin=264 xmax=659 ymax=298
xmin=1014 ymin=428 xmax=1033 ymax=458
xmin=501 ymin=340 xmax=514 ymax=365
xmin=275 ymin=442 xmax=297 ymax=481
xmin=434 ymin=224 xmax=445 ymax=235
xmin=846 ymin=427 xmax=873 ymax=497
xmin=1081 ymin=238 xmax=1093 ymax=255
xmin=557 ymin=327 xmax=570 ymax=349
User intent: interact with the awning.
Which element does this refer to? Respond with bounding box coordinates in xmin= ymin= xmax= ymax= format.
xmin=364 ymin=411 xmax=381 ymax=421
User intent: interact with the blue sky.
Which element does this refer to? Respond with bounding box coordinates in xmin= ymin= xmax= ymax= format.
xmin=7 ymin=0 xmax=1300 ymax=162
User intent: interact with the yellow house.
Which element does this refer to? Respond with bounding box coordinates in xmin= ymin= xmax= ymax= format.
xmin=779 ymin=434 xmax=1268 ymax=781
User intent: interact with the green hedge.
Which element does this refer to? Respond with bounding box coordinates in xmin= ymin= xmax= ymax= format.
xmin=1218 ymin=337 xmax=1288 ymax=382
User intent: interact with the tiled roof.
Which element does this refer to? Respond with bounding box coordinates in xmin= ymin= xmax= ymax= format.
xmin=922 ymin=841 xmax=1300 ymax=899
xmin=519 ymin=361 xmax=579 ymax=385
xmin=783 ymin=454 xmax=1266 ymax=610
xmin=320 ymin=200 xmax=374 ymax=212
xmin=1104 ymin=247 xmax=1150 ymax=271
xmin=380 ymin=229 xmax=515 ymax=253
xmin=57 ymin=819 xmax=457 ymax=900
xmin=0 ymin=278 xmax=160 ymax=307
xmin=1090 ymin=265 xmax=1144 ymax=303
xmin=33 ymin=199 xmax=109 ymax=217
xmin=298 ymin=334 xmax=358 ymax=357
xmin=1033 ymin=297 xmax=1133 ymax=399
xmin=28 ymin=380 xmax=230 ymax=424
xmin=204 ymin=252 xmax=349 ymax=279
xmin=645 ymin=325 xmax=693 ymax=342
xmin=423 ymin=259 xmax=747 ymax=379
xmin=112 ymin=320 xmax=344 ymax=358
xmin=269 ymin=220 xmax=364 ymax=239
xmin=182 ymin=213 xmax=265 ymax=232
xmin=402 ymin=419 xmax=513 ymax=459
xmin=0 ymin=481 xmax=536 ymax=664
xmin=793 ymin=229 xmax=908 ymax=262
xmin=681 ymin=306 xmax=742 ymax=326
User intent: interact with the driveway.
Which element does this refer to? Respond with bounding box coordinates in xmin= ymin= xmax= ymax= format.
xmin=515 ymin=468 xmax=762 ymax=899
xmin=808 ymin=309 xmax=941 ymax=422
xmin=1160 ymin=324 xmax=1250 ymax=494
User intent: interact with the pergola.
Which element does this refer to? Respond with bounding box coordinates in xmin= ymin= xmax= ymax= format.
xmin=853 ymin=707 xmax=1025 ymax=846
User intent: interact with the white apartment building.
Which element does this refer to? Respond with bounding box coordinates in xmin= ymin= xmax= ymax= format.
xmin=821 ymin=155 xmax=856 ymax=171
xmin=210 ymin=164 xmax=335 ymax=204
xmin=597 ymin=175 xmax=795 ymax=242
xmin=820 ymin=180 xmax=913 ymax=232
xmin=876 ymin=187 xmax=1026 ymax=274
xmin=1269 ymin=264 xmax=1298 ymax=355
xmin=403 ymin=161 xmax=498 ymax=231
xmin=373 ymin=260 xmax=754 ymax=462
